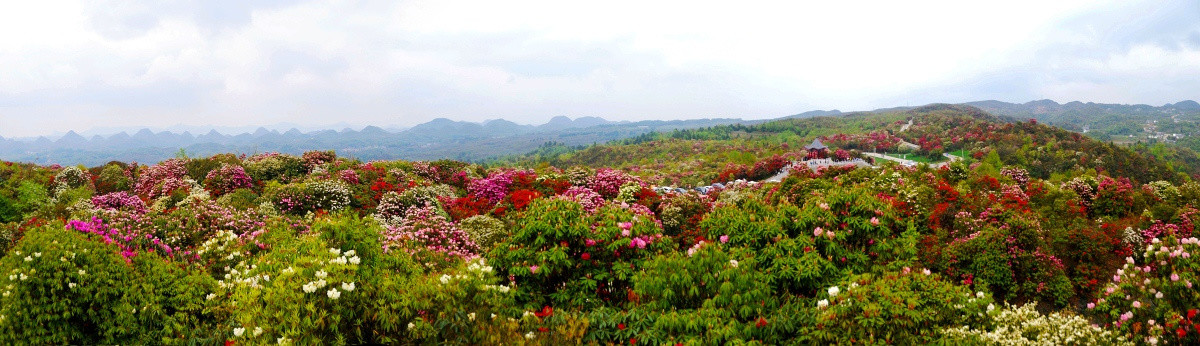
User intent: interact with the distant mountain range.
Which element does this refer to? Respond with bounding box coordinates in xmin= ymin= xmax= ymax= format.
xmin=5 ymin=99 xmax=1197 ymax=166
xmin=961 ymin=99 xmax=1200 ymax=134
xmin=0 ymin=116 xmax=744 ymax=166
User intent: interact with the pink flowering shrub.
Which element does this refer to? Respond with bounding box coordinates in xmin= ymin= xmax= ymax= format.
xmin=1000 ymin=166 xmax=1029 ymax=187
xmin=588 ymin=168 xmax=640 ymax=199
xmin=302 ymin=150 xmax=337 ymax=171
xmin=338 ymin=169 xmax=360 ymax=185
xmin=1090 ymin=234 xmax=1200 ymax=344
xmin=1061 ymin=176 xmax=1097 ymax=210
xmin=381 ymin=205 xmax=480 ymax=270
xmin=90 ymin=191 xmax=146 ymax=213
xmin=134 ymin=159 xmax=190 ymax=200
xmin=203 ymin=164 xmax=252 ymax=197
xmin=559 ymin=186 xmax=605 ymax=213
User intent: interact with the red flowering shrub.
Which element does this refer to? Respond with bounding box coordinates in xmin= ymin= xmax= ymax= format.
xmin=442 ymin=195 xmax=495 ymax=221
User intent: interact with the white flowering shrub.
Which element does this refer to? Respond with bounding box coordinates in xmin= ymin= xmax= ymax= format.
xmin=942 ymin=303 xmax=1130 ymax=345
xmin=53 ymin=166 xmax=94 ymax=197
xmin=306 ymin=180 xmax=352 ymax=212
xmin=213 ymin=214 xmax=524 ymax=344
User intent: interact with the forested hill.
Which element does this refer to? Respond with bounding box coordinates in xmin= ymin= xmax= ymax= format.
xmin=963 ymin=99 xmax=1200 ymax=142
xmin=513 ymin=104 xmax=1198 ymax=186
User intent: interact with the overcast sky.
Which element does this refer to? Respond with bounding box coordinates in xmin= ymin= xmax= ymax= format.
xmin=0 ymin=0 xmax=1197 ymax=137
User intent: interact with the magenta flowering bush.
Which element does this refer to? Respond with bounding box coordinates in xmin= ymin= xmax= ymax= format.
xmin=0 ymin=223 xmax=217 ymax=344
xmin=468 ymin=170 xmax=525 ymax=203
xmin=90 ymin=191 xmax=146 ymax=213
xmin=203 ymin=164 xmax=252 ymax=197
xmin=381 ymin=204 xmax=480 ymax=270
xmin=67 ymin=217 xmax=177 ymax=262
xmin=81 ymin=197 xmax=271 ymax=265
xmin=133 ymin=159 xmax=190 ymax=200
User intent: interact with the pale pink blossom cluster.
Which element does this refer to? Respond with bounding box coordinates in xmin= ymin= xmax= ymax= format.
xmin=380 ymin=205 xmax=480 ymax=262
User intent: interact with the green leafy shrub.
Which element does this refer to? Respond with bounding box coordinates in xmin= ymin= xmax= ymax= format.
xmin=458 ymin=214 xmax=506 ymax=251
xmin=95 ymin=163 xmax=133 ymax=195
xmin=810 ymin=270 xmax=994 ymax=344
xmin=0 ymin=223 xmax=216 ymax=344
xmin=489 ymin=198 xmax=670 ymax=309
xmin=243 ymin=153 xmax=306 ymax=184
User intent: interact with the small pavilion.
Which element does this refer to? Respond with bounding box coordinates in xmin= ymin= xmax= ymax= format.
xmin=805 ymin=138 xmax=829 ymax=159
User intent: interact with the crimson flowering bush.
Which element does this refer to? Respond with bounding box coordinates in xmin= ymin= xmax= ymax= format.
xmin=1094 ymin=175 xmax=1139 ymax=218
xmin=203 ymin=164 xmax=252 ymax=197
xmin=94 ymin=163 xmax=134 ymax=195
xmin=931 ymin=207 xmax=1072 ymax=306
xmin=442 ymin=195 xmax=494 ymax=221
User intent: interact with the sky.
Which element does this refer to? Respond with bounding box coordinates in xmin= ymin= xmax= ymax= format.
xmin=0 ymin=0 xmax=1198 ymax=138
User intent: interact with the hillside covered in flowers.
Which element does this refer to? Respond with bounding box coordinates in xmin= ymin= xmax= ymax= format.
xmin=3 ymin=105 xmax=1200 ymax=344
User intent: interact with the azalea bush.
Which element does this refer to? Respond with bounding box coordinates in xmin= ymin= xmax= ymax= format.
xmin=0 ymin=223 xmax=216 ymax=344
xmin=1090 ymin=233 xmax=1200 ymax=344
xmin=203 ymin=164 xmax=252 ymax=197
xmin=810 ymin=270 xmax=994 ymax=344
xmin=943 ymin=303 xmax=1130 ymax=344
xmin=489 ymin=198 xmax=671 ymax=309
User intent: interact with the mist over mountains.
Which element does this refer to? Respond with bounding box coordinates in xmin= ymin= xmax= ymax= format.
xmin=0 ymin=116 xmax=743 ymax=166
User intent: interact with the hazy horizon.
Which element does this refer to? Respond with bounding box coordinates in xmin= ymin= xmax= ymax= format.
xmin=2 ymin=0 xmax=1198 ymax=137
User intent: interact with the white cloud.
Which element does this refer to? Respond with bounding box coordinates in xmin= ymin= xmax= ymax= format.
xmin=0 ymin=0 xmax=1196 ymax=137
